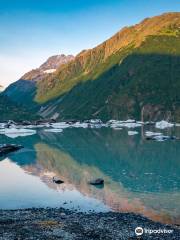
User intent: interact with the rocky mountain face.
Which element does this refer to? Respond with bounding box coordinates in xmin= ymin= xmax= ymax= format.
xmin=39 ymin=54 xmax=74 ymax=72
xmin=2 ymin=13 xmax=180 ymax=121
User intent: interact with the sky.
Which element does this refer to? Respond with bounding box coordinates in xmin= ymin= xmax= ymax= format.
xmin=0 ymin=0 xmax=180 ymax=88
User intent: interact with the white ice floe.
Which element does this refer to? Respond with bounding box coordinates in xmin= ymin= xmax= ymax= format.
xmin=22 ymin=124 xmax=49 ymax=129
xmin=145 ymin=131 xmax=162 ymax=137
xmin=0 ymin=123 xmax=6 ymax=129
xmin=0 ymin=128 xmax=36 ymax=138
xmin=152 ymin=135 xmax=170 ymax=142
xmin=128 ymin=131 xmax=138 ymax=136
xmin=44 ymin=128 xmax=63 ymax=133
xmin=72 ymin=122 xmax=89 ymax=128
xmin=88 ymin=119 xmax=103 ymax=124
xmin=109 ymin=120 xmax=142 ymax=129
xmin=123 ymin=119 xmax=136 ymax=123
xmin=51 ymin=120 xmax=105 ymax=129
xmin=145 ymin=131 xmax=173 ymax=141
xmin=155 ymin=120 xmax=174 ymax=129
xmin=113 ymin=127 xmax=122 ymax=130
xmin=51 ymin=122 xmax=70 ymax=129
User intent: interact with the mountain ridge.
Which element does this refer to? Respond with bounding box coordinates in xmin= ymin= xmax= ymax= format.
xmin=35 ymin=12 xmax=180 ymax=104
xmin=2 ymin=12 xmax=180 ymax=121
xmin=2 ymin=54 xmax=74 ymax=110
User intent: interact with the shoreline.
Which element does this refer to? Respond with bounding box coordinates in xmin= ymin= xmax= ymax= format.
xmin=0 ymin=208 xmax=179 ymax=239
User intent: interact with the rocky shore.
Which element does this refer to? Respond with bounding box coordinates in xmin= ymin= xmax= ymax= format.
xmin=0 ymin=208 xmax=179 ymax=240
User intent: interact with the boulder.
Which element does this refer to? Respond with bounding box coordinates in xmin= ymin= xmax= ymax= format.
xmin=53 ymin=177 xmax=64 ymax=184
xmin=89 ymin=178 xmax=104 ymax=185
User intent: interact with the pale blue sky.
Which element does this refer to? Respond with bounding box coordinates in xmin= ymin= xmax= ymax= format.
xmin=0 ymin=0 xmax=180 ymax=87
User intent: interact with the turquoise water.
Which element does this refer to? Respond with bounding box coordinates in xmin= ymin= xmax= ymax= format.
xmin=0 ymin=126 xmax=180 ymax=224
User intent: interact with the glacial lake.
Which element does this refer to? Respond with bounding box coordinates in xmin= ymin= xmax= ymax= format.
xmin=0 ymin=126 xmax=180 ymax=225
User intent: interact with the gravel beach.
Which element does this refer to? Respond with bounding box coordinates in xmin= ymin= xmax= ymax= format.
xmin=0 ymin=208 xmax=179 ymax=240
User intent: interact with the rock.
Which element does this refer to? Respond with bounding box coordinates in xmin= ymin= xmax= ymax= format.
xmin=89 ymin=178 xmax=104 ymax=185
xmin=53 ymin=177 xmax=64 ymax=184
xmin=0 ymin=144 xmax=23 ymax=156
xmin=21 ymin=120 xmax=32 ymax=126
xmin=146 ymin=135 xmax=177 ymax=141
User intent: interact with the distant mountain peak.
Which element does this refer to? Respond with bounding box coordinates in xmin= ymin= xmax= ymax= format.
xmin=39 ymin=54 xmax=74 ymax=71
xmin=0 ymin=85 xmax=4 ymax=92
xmin=21 ymin=54 xmax=74 ymax=81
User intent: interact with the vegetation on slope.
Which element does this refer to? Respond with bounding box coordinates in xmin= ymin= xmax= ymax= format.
xmin=40 ymin=26 xmax=180 ymax=121
xmin=0 ymin=95 xmax=37 ymax=121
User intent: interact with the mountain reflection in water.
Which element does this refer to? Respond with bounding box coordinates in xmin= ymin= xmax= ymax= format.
xmin=0 ymin=127 xmax=179 ymax=225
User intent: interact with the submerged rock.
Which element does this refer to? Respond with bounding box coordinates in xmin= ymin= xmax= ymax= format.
xmin=0 ymin=144 xmax=23 ymax=156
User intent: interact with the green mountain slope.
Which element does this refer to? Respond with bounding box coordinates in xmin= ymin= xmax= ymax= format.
xmin=0 ymin=95 xmax=36 ymax=121
xmin=38 ymin=13 xmax=180 ymax=121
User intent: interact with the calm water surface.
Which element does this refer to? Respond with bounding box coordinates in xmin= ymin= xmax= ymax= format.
xmin=0 ymin=126 xmax=180 ymax=224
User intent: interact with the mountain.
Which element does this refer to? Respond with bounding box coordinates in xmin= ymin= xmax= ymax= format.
xmin=3 ymin=13 xmax=180 ymax=121
xmin=0 ymin=85 xmax=3 ymax=92
xmin=3 ymin=54 xmax=74 ymax=109
xmin=0 ymin=95 xmax=36 ymax=121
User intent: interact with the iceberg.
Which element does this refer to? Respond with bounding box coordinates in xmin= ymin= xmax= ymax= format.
xmin=44 ymin=128 xmax=63 ymax=133
xmin=109 ymin=120 xmax=142 ymax=129
xmin=0 ymin=128 xmax=36 ymax=138
xmin=51 ymin=122 xmax=71 ymax=129
xmin=128 ymin=131 xmax=138 ymax=135
xmin=145 ymin=131 xmax=162 ymax=137
xmin=155 ymin=120 xmax=174 ymax=129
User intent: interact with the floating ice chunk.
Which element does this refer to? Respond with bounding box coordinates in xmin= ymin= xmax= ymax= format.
xmin=111 ymin=122 xmax=142 ymax=129
xmin=88 ymin=119 xmax=103 ymax=124
xmin=113 ymin=127 xmax=122 ymax=130
xmin=0 ymin=128 xmax=36 ymax=138
xmin=123 ymin=122 xmax=142 ymax=128
xmin=72 ymin=122 xmax=89 ymax=128
xmin=137 ymin=121 xmax=144 ymax=124
xmin=44 ymin=128 xmax=63 ymax=133
xmin=123 ymin=119 xmax=136 ymax=123
xmin=152 ymin=135 xmax=170 ymax=142
xmin=108 ymin=119 xmax=142 ymax=129
xmin=0 ymin=123 xmax=6 ymax=129
xmin=51 ymin=122 xmax=70 ymax=129
xmin=22 ymin=124 xmax=47 ymax=129
xmin=155 ymin=120 xmax=174 ymax=129
xmin=128 ymin=131 xmax=138 ymax=135
xmin=145 ymin=131 xmax=175 ymax=141
xmin=145 ymin=131 xmax=162 ymax=137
